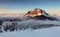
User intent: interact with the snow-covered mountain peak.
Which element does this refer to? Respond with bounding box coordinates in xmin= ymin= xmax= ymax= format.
xmin=24 ymin=8 xmax=58 ymax=20
xmin=24 ymin=8 xmax=49 ymax=17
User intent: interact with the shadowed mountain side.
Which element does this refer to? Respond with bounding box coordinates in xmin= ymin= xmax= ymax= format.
xmin=30 ymin=15 xmax=57 ymax=20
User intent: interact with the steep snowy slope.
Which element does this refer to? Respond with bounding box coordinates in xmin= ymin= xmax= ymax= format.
xmin=0 ymin=27 xmax=60 ymax=37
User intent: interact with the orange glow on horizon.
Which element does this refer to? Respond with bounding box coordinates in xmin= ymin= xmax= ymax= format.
xmin=0 ymin=10 xmax=20 ymax=14
xmin=0 ymin=9 xmax=60 ymax=16
xmin=46 ymin=10 xmax=60 ymax=16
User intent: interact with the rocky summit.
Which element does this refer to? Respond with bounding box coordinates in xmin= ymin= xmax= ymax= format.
xmin=24 ymin=8 xmax=57 ymax=20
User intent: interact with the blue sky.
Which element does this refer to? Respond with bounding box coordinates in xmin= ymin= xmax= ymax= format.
xmin=0 ymin=0 xmax=60 ymax=14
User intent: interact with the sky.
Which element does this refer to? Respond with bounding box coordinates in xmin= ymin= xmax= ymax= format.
xmin=0 ymin=0 xmax=60 ymax=15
